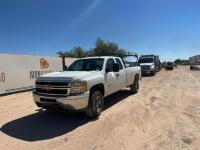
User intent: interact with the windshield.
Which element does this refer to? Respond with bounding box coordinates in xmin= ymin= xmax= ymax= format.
xmin=138 ymin=58 xmax=154 ymax=63
xmin=67 ymin=58 xmax=104 ymax=71
xmin=123 ymin=56 xmax=138 ymax=67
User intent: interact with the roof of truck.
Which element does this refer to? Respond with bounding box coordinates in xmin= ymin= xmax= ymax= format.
xmin=83 ymin=56 xmax=121 ymax=59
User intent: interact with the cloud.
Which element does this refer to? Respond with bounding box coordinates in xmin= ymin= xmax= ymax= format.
xmin=67 ymin=0 xmax=103 ymax=29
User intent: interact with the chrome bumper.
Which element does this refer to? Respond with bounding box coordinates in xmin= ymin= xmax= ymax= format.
xmin=141 ymin=68 xmax=155 ymax=73
xmin=33 ymin=91 xmax=89 ymax=110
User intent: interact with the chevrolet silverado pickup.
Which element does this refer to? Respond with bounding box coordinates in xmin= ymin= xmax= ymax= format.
xmin=33 ymin=56 xmax=141 ymax=118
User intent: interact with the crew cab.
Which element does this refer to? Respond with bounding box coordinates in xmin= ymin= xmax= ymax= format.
xmin=33 ymin=56 xmax=141 ymax=118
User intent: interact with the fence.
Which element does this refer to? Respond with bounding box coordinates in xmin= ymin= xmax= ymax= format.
xmin=0 ymin=54 xmax=76 ymax=95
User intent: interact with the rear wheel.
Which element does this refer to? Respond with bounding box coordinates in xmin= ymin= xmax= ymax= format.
xmin=86 ymin=91 xmax=104 ymax=118
xmin=130 ymin=77 xmax=139 ymax=94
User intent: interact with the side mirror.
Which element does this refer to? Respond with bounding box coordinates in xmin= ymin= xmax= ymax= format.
xmin=113 ymin=63 xmax=119 ymax=72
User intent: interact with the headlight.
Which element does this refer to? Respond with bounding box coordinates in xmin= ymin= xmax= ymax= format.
xmin=150 ymin=65 xmax=155 ymax=69
xmin=70 ymin=81 xmax=87 ymax=94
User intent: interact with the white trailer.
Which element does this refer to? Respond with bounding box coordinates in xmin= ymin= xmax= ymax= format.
xmin=0 ymin=54 xmax=75 ymax=95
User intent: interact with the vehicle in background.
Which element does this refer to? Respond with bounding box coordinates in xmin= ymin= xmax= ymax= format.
xmin=138 ymin=55 xmax=161 ymax=76
xmin=33 ymin=56 xmax=141 ymax=118
xmin=189 ymin=55 xmax=200 ymax=65
xmin=189 ymin=55 xmax=200 ymax=71
xmin=190 ymin=65 xmax=200 ymax=70
xmin=165 ymin=62 xmax=174 ymax=70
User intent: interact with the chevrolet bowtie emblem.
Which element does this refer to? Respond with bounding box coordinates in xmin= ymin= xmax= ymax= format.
xmin=44 ymin=84 xmax=51 ymax=91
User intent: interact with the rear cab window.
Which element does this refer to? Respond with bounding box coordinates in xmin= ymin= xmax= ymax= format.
xmin=115 ymin=58 xmax=124 ymax=70
xmin=106 ymin=58 xmax=115 ymax=72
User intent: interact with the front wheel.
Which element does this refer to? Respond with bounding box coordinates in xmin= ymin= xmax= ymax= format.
xmin=130 ymin=77 xmax=139 ymax=94
xmin=151 ymin=70 xmax=156 ymax=76
xmin=86 ymin=91 xmax=104 ymax=118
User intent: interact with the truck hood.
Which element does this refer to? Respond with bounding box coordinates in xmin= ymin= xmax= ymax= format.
xmin=140 ymin=63 xmax=154 ymax=66
xmin=37 ymin=71 xmax=100 ymax=82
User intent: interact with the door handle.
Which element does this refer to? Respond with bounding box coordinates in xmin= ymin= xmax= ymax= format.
xmin=116 ymin=74 xmax=120 ymax=78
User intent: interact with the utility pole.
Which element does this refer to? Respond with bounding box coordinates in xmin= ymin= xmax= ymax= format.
xmin=62 ymin=56 xmax=66 ymax=71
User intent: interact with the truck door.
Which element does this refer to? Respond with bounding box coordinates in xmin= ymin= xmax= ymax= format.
xmin=115 ymin=58 xmax=126 ymax=89
xmin=105 ymin=58 xmax=119 ymax=96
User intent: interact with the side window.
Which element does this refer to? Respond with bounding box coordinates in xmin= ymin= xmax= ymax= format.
xmin=115 ymin=58 xmax=123 ymax=70
xmin=106 ymin=58 xmax=115 ymax=72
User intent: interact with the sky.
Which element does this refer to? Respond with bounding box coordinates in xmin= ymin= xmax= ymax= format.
xmin=0 ymin=0 xmax=200 ymax=61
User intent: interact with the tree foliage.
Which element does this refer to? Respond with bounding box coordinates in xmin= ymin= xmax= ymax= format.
xmin=57 ymin=38 xmax=127 ymax=58
xmin=174 ymin=59 xmax=189 ymax=65
xmin=57 ymin=46 xmax=87 ymax=58
xmin=89 ymin=38 xmax=126 ymax=57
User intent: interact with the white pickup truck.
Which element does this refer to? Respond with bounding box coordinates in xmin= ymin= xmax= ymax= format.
xmin=33 ymin=56 xmax=141 ymax=118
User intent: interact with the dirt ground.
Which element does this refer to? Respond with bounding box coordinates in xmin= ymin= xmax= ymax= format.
xmin=0 ymin=66 xmax=200 ymax=150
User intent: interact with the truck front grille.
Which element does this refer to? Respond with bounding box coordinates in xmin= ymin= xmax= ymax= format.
xmin=35 ymin=81 xmax=69 ymax=97
xmin=36 ymin=81 xmax=70 ymax=86
xmin=141 ymin=65 xmax=150 ymax=71
xmin=36 ymin=88 xmax=68 ymax=95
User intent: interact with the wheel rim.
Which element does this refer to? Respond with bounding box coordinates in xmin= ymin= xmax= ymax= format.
xmin=93 ymin=95 xmax=102 ymax=114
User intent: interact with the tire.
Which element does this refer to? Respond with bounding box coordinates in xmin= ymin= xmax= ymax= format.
xmin=151 ymin=70 xmax=156 ymax=76
xmin=130 ymin=77 xmax=139 ymax=94
xmin=36 ymin=102 xmax=42 ymax=107
xmin=86 ymin=91 xmax=104 ymax=118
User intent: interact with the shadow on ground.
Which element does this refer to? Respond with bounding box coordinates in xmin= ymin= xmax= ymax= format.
xmin=0 ymin=90 xmax=132 ymax=142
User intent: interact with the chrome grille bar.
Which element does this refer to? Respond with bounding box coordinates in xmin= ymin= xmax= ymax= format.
xmin=36 ymin=85 xmax=69 ymax=89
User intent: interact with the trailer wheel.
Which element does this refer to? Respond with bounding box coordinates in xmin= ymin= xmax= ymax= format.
xmin=86 ymin=91 xmax=104 ymax=118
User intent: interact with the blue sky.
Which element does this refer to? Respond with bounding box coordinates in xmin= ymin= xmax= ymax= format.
xmin=0 ymin=0 xmax=200 ymax=61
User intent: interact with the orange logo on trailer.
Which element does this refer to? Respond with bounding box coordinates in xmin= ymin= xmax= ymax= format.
xmin=0 ymin=73 xmax=6 ymax=83
xmin=40 ymin=58 xmax=49 ymax=69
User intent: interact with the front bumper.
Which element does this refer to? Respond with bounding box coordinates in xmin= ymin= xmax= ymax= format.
xmin=141 ymin=69 xmax=155 ymax=74
xmin=33 ymin=91 xmax=89 ymax=111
